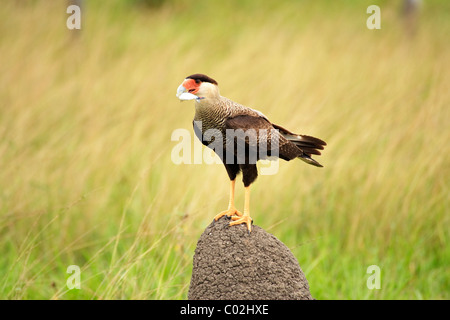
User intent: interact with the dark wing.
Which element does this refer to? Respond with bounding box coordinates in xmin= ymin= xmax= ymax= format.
xmin=224 ymin=115 xmax=303 ymax=162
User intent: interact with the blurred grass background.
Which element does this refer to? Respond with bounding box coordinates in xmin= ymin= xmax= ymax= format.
xmin=0 ymin=0 xmax=448 ymax=299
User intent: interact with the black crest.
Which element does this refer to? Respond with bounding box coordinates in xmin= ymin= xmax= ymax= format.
xmin=186 ymin=74 xmax=218 ymax=85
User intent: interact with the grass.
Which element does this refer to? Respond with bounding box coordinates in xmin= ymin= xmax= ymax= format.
xmin=0 ymin=0 xmax=448 ymax=299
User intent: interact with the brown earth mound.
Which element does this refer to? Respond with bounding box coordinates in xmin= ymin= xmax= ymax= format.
xmin=188 ymin=217 xmax=313 ymax=300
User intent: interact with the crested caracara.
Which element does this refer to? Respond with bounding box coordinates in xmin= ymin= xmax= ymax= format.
xmin=176 ymin=74 xmax=326 ymax=233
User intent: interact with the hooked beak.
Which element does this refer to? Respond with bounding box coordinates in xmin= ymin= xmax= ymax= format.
xmin=176 ymin=84 xmax=198 ymax=101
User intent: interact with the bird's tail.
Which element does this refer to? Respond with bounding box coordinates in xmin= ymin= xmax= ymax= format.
xmin=272 ymin=124 xmax=327 ymax=167
xmin=298 ymin=152 xmax=323 ymax=167
xmin=273 ymin=124 xmax=326 ymax=167
xmin=290 ymin=134 xmax=326 ymax=154
xmin=291 ymin=135 xmax=326 ymax=167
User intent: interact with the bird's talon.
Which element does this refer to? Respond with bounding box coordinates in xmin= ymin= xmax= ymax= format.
xmin=214 ymin=208 xmax=242 ymax=222
xmin=229 ymin=215 xmax=252 ymax=233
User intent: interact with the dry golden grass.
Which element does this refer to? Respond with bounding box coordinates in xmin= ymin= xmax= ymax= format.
xmin=0 ymin=0 xmax=448 ymax=299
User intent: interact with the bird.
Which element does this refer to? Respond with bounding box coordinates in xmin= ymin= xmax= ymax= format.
xmin=176 ymin=74 xmax=326 ymax=233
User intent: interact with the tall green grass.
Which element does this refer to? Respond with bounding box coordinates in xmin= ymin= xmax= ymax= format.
xmin=0 ymin=0 xmax=448 ymax=299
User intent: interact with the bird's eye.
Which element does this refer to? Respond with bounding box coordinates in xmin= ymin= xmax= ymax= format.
xmin=195 ymin=79 xmax=201 ymax=84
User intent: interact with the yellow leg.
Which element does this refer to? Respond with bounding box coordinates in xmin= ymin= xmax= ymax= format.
xmin=230 ymin=185 xmax=252 ymax=233
xmin=214 ymin=180 xmax=243 ymax=221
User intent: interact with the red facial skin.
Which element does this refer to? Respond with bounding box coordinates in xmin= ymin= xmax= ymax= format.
xmin=183 ymin=79 xmax=200 ymax=95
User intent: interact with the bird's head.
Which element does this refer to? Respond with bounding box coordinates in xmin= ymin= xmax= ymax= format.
xmin=176 ymin=74 xmax=219 ymax=102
